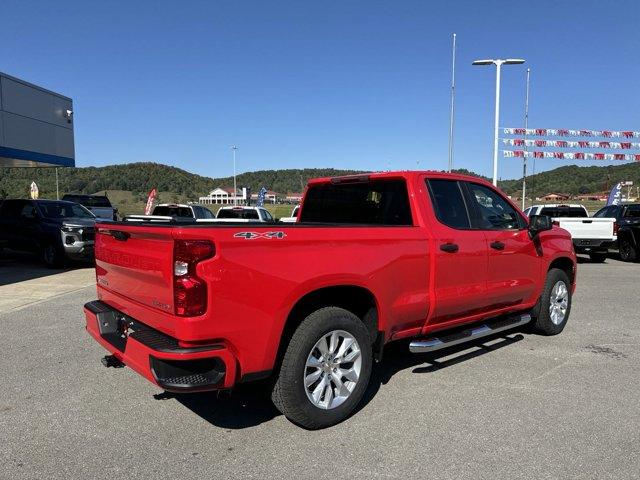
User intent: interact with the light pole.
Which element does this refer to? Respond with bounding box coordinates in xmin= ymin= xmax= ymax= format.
xmin=447 ymin=33 xmax=457 ymax=172
xmin=522 ymin=68 xmax=531 ymax=210
xmin=231 ymin=145 xmax=238 ymax=205
xmin=472 ymin=58 xmax=525 ymax=186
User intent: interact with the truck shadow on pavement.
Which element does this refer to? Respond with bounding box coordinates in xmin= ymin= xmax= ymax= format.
xmin=162 ymin=331 xmax=525 ymax=430
xmin=0 ymin=249 xmax=90 ymax=285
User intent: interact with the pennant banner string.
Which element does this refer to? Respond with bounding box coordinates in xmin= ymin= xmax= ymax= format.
xmin=503 ymin=128 xmax=640 ymax=138
xmin=503 ymin=150 xmax=640 ymax=161
xmin=502 ymin=139 xmax=640 ymax=149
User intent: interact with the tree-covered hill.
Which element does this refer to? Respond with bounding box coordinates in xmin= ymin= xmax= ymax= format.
xmin=0 ymin=162 xmax=362 ymax=199
xmin=498 ymin=163 xmax=640 ymax=197
xmin=1 ymin=160 xmax=638 ymax=201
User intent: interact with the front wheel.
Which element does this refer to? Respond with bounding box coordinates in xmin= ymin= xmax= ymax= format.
xmin=619 ymin=238 xmax=638 ymax=262
xmin=42 ymin=243 xmax=65 ymax=268
xmin=530 ymin=268 xmax=572 ymax=335
xmin=271 ymin=307 xmax=373 ymax=429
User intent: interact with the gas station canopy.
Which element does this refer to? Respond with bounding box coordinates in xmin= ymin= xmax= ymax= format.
xmin=0 ymin=72 xmax=74 ymax=168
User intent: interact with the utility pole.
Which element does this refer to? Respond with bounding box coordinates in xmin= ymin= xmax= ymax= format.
xmin=231 ymin=145 xmax=238 ymax=205
xmin=522 ymin=68 xmax=530 ymax=210
xmin=55 ymin=168 xmax=60 ymax=200
xmin=447 ymin=33 xmax=457 ymax=172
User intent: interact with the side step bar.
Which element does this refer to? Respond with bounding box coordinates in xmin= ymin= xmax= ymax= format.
xmin=409 ymin=313 xmax=531 ymax=354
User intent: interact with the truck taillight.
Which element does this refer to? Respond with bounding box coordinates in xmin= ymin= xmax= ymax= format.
xmin=613 ymin=221 xmax=619 ymax=236
xmin=173 ymin=240 xmax=215 ymax=317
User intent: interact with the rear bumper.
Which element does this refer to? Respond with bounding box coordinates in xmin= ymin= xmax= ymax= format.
xmin=572 ymin=238 xmax=616 ymax=253
xmin=84 ymin=300 xmax=237 ymax=392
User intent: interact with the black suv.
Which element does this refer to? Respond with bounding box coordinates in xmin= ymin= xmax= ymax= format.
xmin=594 ymin=203 xmax=640 ymax=262
xmin=0 ymin=199 xmax=96 ymax=267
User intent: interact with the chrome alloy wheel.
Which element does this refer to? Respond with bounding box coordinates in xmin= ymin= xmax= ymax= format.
xmin=304 ymin=330 xmax=362 ymax=410
xmin=549 ymin=280 xmax=569 ymax=325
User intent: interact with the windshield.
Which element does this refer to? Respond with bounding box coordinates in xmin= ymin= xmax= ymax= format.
xmin=152 ymin=206 xmax=194 ymax=217
xmin=37 ymin=201 xmax=95 ymax=219
xmin=540 ymin=207 xmax=588 ymax=218
xmin=217 ymin=208 xmax=260 ymax=219
xmin=63 ymin=195 xmax=112 ymax=208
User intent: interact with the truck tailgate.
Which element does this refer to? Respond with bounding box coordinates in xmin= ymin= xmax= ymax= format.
xmin=95 ymin=225 xmax=175 ymax=314
xmin=556 ymin=218 xmax=615 ymax=239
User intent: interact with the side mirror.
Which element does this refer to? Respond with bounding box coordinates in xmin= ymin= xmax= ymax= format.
xmin=528 ymin=214 xmax=553 ymax=238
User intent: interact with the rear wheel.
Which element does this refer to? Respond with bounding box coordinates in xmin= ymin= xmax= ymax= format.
xmin=271 ymin=307 xmax=372 ymax=429
xmin=619 ymin=238 xmax=638 ymax=262
xmin=530 ymin=268 xmax=572 ymax=336
xmin=589 ymin=252 xmax=607 ymax=263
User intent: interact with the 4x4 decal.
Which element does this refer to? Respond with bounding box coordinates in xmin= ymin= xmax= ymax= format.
xmin=234 ymin=231 xmax=287 ymax=240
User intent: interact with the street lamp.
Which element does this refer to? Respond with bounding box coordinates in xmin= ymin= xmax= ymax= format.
xmin=472 ymin=58 xmax=525 ymax=186
xmin=231 ymin=145 xmax=238 ymax=205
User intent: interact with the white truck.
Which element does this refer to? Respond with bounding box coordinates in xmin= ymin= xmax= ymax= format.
xmin=524 ymin=204 xmax=616 ymax=262
xmin=214 ymin=206 xmax=275 ymax=223
xmin=279 ymin=205 xmax=300 ymax=223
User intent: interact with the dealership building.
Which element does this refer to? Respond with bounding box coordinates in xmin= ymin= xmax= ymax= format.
xmin=0 ymin=71 xmax=74 ymax=169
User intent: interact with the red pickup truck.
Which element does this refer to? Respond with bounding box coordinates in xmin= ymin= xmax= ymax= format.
xmin=85 ymin=171 xmax=576 ymax=428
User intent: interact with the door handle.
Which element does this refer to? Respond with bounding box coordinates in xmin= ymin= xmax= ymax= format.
xmin=490 ymin=241 xmax=505 ymax=250
xmin=440 ymin=243 xmax=459 ymax=253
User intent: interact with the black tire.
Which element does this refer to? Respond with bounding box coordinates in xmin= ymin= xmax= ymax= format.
xmin=530 ymin=268 xmax=572 ymax=336
xmin=589 ymin=252 xmax=607 ymax=263
xmin=619 ymin=238 xmax=638 ymax=263
xmin=42 ymin=243 xmax=65 ymax=268
xmin=271 ymin=307 xmax=373 ymax=429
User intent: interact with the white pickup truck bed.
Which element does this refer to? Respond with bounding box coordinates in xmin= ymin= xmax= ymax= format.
xmin=525 ymin=204 xmax=616 ymax=260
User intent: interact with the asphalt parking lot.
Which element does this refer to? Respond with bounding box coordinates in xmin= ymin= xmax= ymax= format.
xmin=1 ymin=256 xmax=639 ymax=479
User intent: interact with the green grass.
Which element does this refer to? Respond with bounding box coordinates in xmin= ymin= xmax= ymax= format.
xmin=93 ymin=189 xmax=298 ymax=218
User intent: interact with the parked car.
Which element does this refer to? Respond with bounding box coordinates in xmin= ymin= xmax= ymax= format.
xmin=62 ymin=194 xmax=118 ymax=221
xmin=279 ymin=205 xmax=300 ymax=223
xmin=151 ymin=203 xmax=215 ymax=220
xmin=0 ymin=199 xmax=95 ymax=267
xmin=525 ymin=204 xmax=616 ymax=262
xmin=85 ymin=171 xmax=576 ymax=429
xmin=215 ymin=206 xmax=275 ymax=222
xmin=593 ymin=203 xmax=640 ymax=261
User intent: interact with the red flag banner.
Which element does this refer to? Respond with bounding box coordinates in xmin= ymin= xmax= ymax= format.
xmin=144 ymin=188 xmax=157 ymax=215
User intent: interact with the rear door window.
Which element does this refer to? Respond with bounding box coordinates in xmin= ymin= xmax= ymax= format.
xmin=261 ymin=209 xmax=274 ymax=222
xmin=427 ymin=179 xmax=471 ymax=229
xmin=0 ymin=200 xmax=28 ymax=219
xmin=300 ymin=179 xmax=413 ymax=225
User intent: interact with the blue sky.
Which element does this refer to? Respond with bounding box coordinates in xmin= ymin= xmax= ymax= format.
xmin=2 ymin=0 xmax=639 ymax=180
